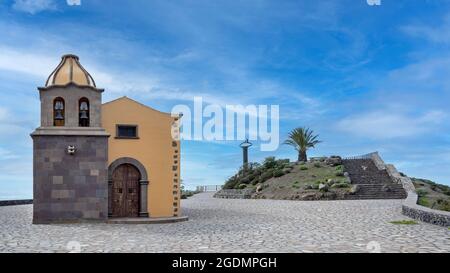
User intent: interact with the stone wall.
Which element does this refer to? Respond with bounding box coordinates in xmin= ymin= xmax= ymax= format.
xmin=32 ymin=135 xmax=109 ymax=224
xmin=214 ymin=189 xmax=255 ymax=199
xmin=370 ymin=152 xmax=449 ymax=227
xmin=369 ymin=152 xmax=387 ymax=171
xmin=402 ymin=192 xmax=450 ymax=227
xmin=0 ymin=200 xmax=33 ymax=206
xmin=39 ymin=85 xmax=103 ymax=127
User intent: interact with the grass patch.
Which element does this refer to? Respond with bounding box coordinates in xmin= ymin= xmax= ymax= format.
xmin=417 ymin=197 xmax=430 ymax=207
xmin=389 ymin=220 xmax=418 ymax=225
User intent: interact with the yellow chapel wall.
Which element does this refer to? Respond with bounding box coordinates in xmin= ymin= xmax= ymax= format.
xmin=101 ymin=97 xmax=181 ymax=218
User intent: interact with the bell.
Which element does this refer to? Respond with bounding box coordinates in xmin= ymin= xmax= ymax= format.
xmin=55 ymin=111 xmax=64 ymax=120
xmin=80 ymin=111 xmax=88 ymax=119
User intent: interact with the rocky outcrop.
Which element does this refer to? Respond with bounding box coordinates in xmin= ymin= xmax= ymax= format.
xmin=325 ymin=156 xmax=342 ymax=166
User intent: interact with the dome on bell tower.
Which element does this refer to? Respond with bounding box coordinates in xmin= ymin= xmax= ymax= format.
xmin=45 ymin=54 xmax=96 ymax=88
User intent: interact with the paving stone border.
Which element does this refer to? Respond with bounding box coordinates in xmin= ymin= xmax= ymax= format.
xmin=370 ymin=152 xmax=450 ymax=227
xmin=0 ymin=200 xmax=33 ymax=207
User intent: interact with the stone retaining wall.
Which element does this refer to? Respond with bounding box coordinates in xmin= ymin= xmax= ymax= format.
xmin=370 ymin=152 xmax=449 ymax=227
xmin=214 ymin=189 xmax=255 ymax=199
xmin=0 ymin=200 xmax=33 ymax=206
xmin=369 ymin=152 xmax=387 ymax=171
xmin=402 ymin=192 xmax=450 ymax=227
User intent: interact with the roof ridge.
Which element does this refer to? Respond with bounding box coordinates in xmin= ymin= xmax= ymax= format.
xmin=102 ymin=96 xmax=179 ymax=117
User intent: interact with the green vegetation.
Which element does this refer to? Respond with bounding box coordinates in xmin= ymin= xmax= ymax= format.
xmin=180 ymin=183 xmax=200 ymax=199
xmin=283 ymin=127 xmax=321 ymax=162
xmin=389 ymin=220 xmax=418 ymax=225
xmin=223 ymin=155 xmax=351 ymax=201
xmin=411 ymin=178 xmax=450 ymax=212
xmin=223 ymin=157 xmax=292 ymax=189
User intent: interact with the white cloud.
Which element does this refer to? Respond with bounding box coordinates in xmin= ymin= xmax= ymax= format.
xmin=12 ymin=0 xmax=57 ymax=14
xmin=0 ymin=107 xmax=8 ymax=122
xmin=401 ymin=13 xmax=450 ymax=44
xmin=0 ymin=47 xmax=56 ymax=78
xmin=336 ymin=110 xmax=447 ymax=139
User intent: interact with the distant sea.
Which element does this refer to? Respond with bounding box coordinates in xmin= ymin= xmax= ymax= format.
xmin=0 ymin=191 xmax=32 ymax=201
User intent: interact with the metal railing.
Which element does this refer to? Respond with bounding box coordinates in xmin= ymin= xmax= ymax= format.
xmin=343 ymin=152 xmax=376 ymax=160
xmin=196 ymin=185 xmax=223 ymax=192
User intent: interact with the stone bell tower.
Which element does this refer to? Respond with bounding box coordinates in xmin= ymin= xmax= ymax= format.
xmin=31 ymin=54 xmax=110 ymax=224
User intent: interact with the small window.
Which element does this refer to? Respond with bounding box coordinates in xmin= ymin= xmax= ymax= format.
xmin=53 ymin=97 xmax=65 ymax=126
xmin=116 ymin=125 xmax=138 ymax=139
xmin=79 ymin=98 xmax=90 ymax=127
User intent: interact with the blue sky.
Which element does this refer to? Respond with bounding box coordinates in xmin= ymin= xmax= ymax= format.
xmin=1 ymin=0 xmax=450 ymax=198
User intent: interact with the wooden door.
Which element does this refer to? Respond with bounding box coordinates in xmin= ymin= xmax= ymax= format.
xmin=111 ymin=164 xmax=140 ymax=217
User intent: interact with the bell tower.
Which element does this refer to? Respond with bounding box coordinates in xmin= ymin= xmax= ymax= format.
xmin=31 ymin=54 xmax=110 ymax=224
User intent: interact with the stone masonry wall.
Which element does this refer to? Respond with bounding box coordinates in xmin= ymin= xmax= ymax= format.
xmin=32 ymin=135 xmax=108 ymax=224
xmin=214 ymin=189 xmax=255 ymax=199
xmin=39 ymin=85 xmax=102 ymax=127
xmin=371 ymin=152 xmax=449 ymax=227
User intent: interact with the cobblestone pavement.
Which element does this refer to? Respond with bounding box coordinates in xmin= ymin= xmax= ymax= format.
xmin=0 ymin=193 xmax=449 ymax=253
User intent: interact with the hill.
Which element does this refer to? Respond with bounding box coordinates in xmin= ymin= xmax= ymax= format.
xmin=223 ymin=157 xmax=354 ymax=200
xmin=411 ymin=178 xmax=450 ymax=212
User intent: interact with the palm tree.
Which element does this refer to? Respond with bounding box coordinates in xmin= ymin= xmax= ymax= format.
xmin=284 ymin=127 xmax=321 ymax=162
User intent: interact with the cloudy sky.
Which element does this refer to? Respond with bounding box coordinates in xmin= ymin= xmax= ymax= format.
xmin=1 ymin=0 xmax=450 ymax=198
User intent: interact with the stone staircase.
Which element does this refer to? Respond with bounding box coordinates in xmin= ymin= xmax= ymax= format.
xmin=342 ymin=159 xmax=407 ymax=200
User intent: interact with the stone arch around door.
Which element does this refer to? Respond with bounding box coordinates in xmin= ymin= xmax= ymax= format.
xmin=108 ymin=157 xmax=149 ymax=218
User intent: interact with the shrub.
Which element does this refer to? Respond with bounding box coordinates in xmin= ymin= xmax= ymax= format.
xmin=263 ymin=157 xmax=277 ymax=169
xmin=251 ymin=178 xmax=260 ymax=185
xmin=181 ymin=190 xmax=200 ymax=199
xmin=300 ymin=166 xmax=308 ymax=171
xmin=260 ymin=171 xmax=274 ymax=182
xmin=248 ymin=162 xmax=261 ymax=170
xmin=273 ymin=169 xmax=284 ymax=177
xmin=335 ymin=171 xmax=344 ymax=177
xmin=240 ymin=177 xmax=250 ymax=184
xmin=335 ymin=165 xmax=344 ymax=171
xmin=416 ymin=189 xmax=428 ymax=197
xmin=314 ymin=163 xmax=321 ymax=168
xmin=418 ymin=197 xmax=430 ymax=207
xmin=237 ymin=184 xmax=247 ymax=189
xmin=223 ymin=176 xmax=239 ymax=189
xmin=247 ymin=173 xmax=257 ymax=181
xmin=278 ymin=159 xmax=290 ymax=165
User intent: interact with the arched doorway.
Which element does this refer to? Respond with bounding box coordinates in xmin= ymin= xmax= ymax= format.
xmin=108 ymin=157 xmax=149 ymax=218
xmin=111 ymin=164 xmax=140 ymax=217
